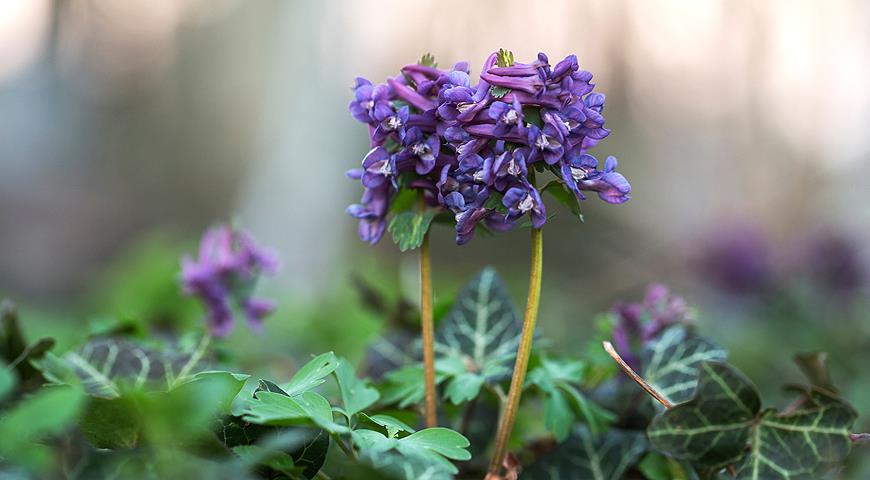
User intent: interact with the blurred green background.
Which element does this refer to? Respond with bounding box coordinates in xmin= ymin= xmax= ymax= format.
xmin=0 ymin=0 xmax=869 ymax=468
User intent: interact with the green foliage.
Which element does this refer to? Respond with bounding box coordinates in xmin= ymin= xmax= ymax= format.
xmin=280 ymin=352 xmax=339 ymax=397
xmin=434 ymin=268 xmax=521 ymax=404
xmin=523 ymin=427 xmax=647 ymax=479
xmin=352 ymin=427 xmax=471 ymax=476
xmin=496 ymin=48 xmax=515 ymax=67
xmin=541 ymin=181 xmax=584 ymax=222
xmin=334 ymin=357 xmax=380 ymax=417
xmin=527 ymin=355 xmax=615 ymax=440
xmin=647 ymin=361 xmax=857 ymax=478
xmin=419 ymin=52 xmax=438 ymax=68
xmin=490 ymin=86 xmax=511 ymax=99
xmin=0 ymin=301 xmax=55 ymax=393
xmin=388 ymin=210 xmax=437 ymax=252
xmin=0 ymin=385 xmax=86 ymax=471
xmin=642 ymin=326 xmax=727 ymax=404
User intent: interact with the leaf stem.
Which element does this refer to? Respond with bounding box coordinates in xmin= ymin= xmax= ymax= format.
xmin=488 ymin=227 xmax=543 ymax=475
xmin=420 ymin=222 xmax=438 ymax=428
xmin=332 ymin=433 xmax=356 ymax=459
xmin=602 ymin=341 xmax=673 ymax=409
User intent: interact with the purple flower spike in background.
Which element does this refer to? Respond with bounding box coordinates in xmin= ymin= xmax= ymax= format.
xmin=181 ymin=225 xmax=279 ymax=336
xmin=346 ymin=49 xmax=631 ymax=246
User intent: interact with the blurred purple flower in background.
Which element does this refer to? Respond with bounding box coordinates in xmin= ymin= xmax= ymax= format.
xmin=346 ymin=49 xmax=631 ymax=245
xmin=181 ymin=225 xmax=279 ymax=336
xmin=611 ymin=284 xmax=692 ymax=370
xmin=800 ymin=230 xmax=867 ymax=298
xmin=697 ymin=223 xmax=772 ymax=295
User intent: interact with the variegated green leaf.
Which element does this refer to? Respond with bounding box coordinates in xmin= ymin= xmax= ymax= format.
xmin=434 ymin=268 xmax=520 ymax=403
xmin=735 ymin=390 xmax=856 ymax=479
xmin=647 ymin=362 xmax=760 ymax=470
xmin=642 ymin=326 xmax=727 ymax=404
xmin=522 ymin=427 xmax=647 ymax=479
xmin=648 ymin=361 xmax=857 ymax=479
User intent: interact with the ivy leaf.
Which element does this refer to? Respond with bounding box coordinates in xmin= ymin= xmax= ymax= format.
xmin=642 ymin=326 xmax=727 ymax=404
xmin=647 ymin=362 xmax=760 ymax=470
xmin=388 ymin=210 xmax=437 ymax=252
xmin=541 ymin=181 xmax=584 ymax=222
xmin=434 ymin=268 xmax=521 ymax=403
xmin=734 ymin=390 xmax=857 ymax=479
xmin=648 ymin=360 xmax=857 ymax=478
xmin=522 ymin=427 xmax=647 ymax=479
xmin=637 ymin=452 xmax=699 ymax=480
xmin=33 ymin=337 xmax=212 ymax=398
xmin=281 ymin=352 xmax=339 ymax=397
xmin=333 ymin=357 xmax=380 ymax=417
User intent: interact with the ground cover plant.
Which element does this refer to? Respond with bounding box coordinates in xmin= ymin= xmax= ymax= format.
xmin=0 ymin=50 xmax=866 ymax=479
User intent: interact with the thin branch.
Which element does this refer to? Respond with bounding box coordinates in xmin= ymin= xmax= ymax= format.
xmin=602 ymin=341 xmax=672 ymax=409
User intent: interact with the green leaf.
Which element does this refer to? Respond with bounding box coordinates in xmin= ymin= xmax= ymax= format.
xmin=647 ymin=362 xmax=760 ymax=470
xmin=388 ymin=187 xmax=419 ymax=216
xmin=217 ymin=417 xmax=329 ymax=480
xmin=522 ymin=105 xmax=543 ymax=128
xmin=398 ymin=427 xmax=472 ymax=462
xmin=434 ymin=268 xmax=521 ymax=402
xmin=419 ymin=52 xmax=438 ymax=68
xmin=352 ymin=427 xmax=470 ymax=477
xmin=544 ymin=387 xmax=574 ymax=442
xmin=281 ymin=352 xmax=339 ymax=397
xmin=244 ymin=390 xmax=348 ymax=434
xmin=0 ymin=386 xmax=86 ymax=471
xmin=1 ymin=301 xmax=55 ymax=391
xmin=637 ymin=452 xmax=697 ymax=480
xmin=79 ymin=396 xmax=142 ymax=449
xmin=364 ymin=413 xmax=416 ymax=438
xmin=649 ymin=359 xmax=857 ymax=479
xmin=642 ymin=326 xmax=727 ymax=404
xmin=388 ymin=210 xmax=437 ymax=252
xmin=490 ymin=86 xmax=511 ymax=99
xmin=523 ymin=427 xmax=647 ymax=479
xmin=735 ymin=390 xmax=856 ymax=479
xmin=444 ymin=372 xmax=485 ymax=405
xmin=34 ymin=337 xmax=211 ymax=399
xmin=333 ymin=358 xmax=380 ymax=417
xmin=0 ymin=364 xmax=16 ymax=400
xmin=483 ymin=191 xmax=509 ymax=215
xmin=496 ymin=48 xmax=515 ymax=67
xmin=793 ymin=352 xmax=836 ymax=392
xmin=541 ymin=181 xmax=584 ymax=222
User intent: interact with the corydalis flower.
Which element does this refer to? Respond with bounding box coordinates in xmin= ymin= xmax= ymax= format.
xmin=611 ymin=284 xmax=691 ymax=370
xmin=181 ymin=225 xmax=279 ymax=336
xmin=346 ymin=50 xmax=632 ymax=245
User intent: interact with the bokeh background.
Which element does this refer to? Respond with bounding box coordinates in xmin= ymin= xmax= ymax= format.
xmin=1 ymin=0 xmax=870 ymax=470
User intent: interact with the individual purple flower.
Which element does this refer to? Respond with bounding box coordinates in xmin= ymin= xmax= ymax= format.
xmin=486 ymin=148 xmax=528 ymax=190
xmin=372 ymin=105 xmax=409 ymax=145
xmin=697 ymin=223 xmax=772 ymax=295
xmin=398 ymin=127 xmax=440 ymax=174
xmin=560 ymin=150 xmax=630 ymax=204
xmin=527 ymin=123 xmax=564 ymax=165
xmin=181 ymin=225 xmax=279 ymax=337
xmin=488 ymin=98 xmax=524 ymax=136
xmin=347 ymin=182 xmax=391 ymax=245
xmin=348 ymin=78 xmax=393 ymax=125
xmin=359 ymin=146 xmax=396 ymax=188
xmin=503 ymin=181 xmax=546 ymax=228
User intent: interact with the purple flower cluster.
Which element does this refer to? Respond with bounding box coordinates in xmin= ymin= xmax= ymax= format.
xmin=181 ymin=225 xmax=279 ymax=336
xmin=611 ymin=284 xmax=691 ymax=370
xmin=347 ymin=50 xmax=631 ymax=245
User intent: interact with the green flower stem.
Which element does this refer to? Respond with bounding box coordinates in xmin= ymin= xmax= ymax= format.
xmin=420 ymin=229 xmax=438 ymax=428
xmin=488 ymin=226 xmax=543 ymax=475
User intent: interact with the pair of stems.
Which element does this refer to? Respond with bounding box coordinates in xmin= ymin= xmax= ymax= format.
xmin=417 ymin=212 xmax=545 ymax=476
